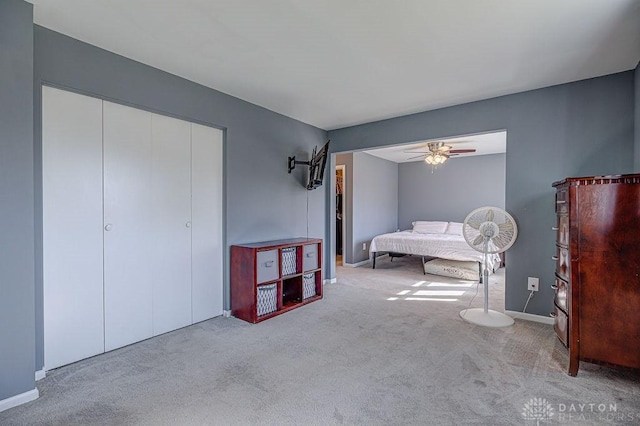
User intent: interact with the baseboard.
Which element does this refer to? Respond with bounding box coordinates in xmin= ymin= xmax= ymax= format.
xmin=323 ymin=278 xmax=337 ymax=285
xmin=505 ymin=310 xmax=554 ymax=325
xmin=223 ymin=310 xmax=231 ymax=318
xmin=0 ymin=388 xmax=39 ymax=413
xmin=35 ymin=369 xmax=46 ymax=381
xmin=343 ymin=259 xmax=371 ymax=268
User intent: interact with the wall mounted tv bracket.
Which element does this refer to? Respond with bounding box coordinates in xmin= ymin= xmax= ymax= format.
xmin=288 ymin=145 xmax=317 ymax=173
xmin=287 ymin=156 xmax=311 ymax=173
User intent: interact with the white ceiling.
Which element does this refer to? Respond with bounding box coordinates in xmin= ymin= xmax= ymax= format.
xmin=364 ymin=131 xmax=506 ymax=163
xmin=28 ymin=0 xmax=640 ymax=130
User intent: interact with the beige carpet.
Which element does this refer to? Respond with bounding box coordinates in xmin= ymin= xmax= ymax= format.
xmin=2 ymin=255 xmax=639 ymax=425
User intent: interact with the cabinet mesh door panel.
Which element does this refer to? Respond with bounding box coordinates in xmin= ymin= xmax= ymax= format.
xmin=303 ymin=273 xmax=316 ymax=299
xmin=281 ymin=247 xmax=297 ymax=276
xmin=257 ymin=283 xmax=277 ymax=317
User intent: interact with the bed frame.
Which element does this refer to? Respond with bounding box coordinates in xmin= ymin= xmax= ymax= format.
xmin=372 ymin=251 xmax=483 ymax=281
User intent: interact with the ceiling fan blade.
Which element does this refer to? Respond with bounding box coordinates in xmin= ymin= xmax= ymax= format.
xmin=406 ymin=154 xmax=426 ymax=160
xmin=448 ymin=149 xmax=476 ymax=154
xmin=403 ymin=150 xmax=430 ymax=154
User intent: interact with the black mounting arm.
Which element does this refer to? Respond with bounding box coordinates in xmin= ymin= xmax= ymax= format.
xmin=287 ymin=156 xmax=311 ymax=173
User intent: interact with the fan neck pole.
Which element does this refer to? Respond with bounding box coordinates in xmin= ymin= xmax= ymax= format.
xmin=483 ymin=238 xmax=490 ymax=313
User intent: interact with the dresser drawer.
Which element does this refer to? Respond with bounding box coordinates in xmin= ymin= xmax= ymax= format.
xmin=556 ymin=214 xmax=569 ymax=246
xmin=302 ymin=243 xmax=319 ymax=272
xmin=553 ymin=277 xmax=569 ymax=314
xmin=554 ymin=246 xmax=570 ymax=280
xmin=555 ymin=189 xmax=568 ymax=213
xmin=256 ymin=249 xmax=279 ymax=283
xmin=552 ymin=304 xmax=568 ymax=348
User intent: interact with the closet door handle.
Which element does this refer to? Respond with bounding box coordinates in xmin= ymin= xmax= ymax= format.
xmin=549 ymin=312 xmax=557 ymax=318
xmin=556 ymin=200 xmax=567 ymax=204
xmin=551 ymin=284 xmax=558 ymax=290
xmin=551 ymin=227 xmax=559 ymax=231
xmin=185 ymin=221 xmax=192 ymax=228
xmin=551 ymin=256 xmax=559 ymax=261
xmin=104 ymin=224 xmax=113 ymax=231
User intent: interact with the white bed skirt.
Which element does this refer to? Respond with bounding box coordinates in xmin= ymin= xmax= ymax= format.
xmin=370 ymin=230 xmax=501 ymax=271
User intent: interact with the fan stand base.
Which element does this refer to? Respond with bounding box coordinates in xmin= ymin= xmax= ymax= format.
xmin=459 ymin=308 xmax=514 ymax=328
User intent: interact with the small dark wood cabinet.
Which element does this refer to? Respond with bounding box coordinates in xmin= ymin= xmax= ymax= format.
xmin=552 ymin=174 xmax=640 ymax=376
xmin=231 ymin=238 xmax=323 ymax=323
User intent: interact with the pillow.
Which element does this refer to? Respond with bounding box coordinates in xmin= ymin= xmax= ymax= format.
xmin=423 ymin=258 xmax=482 ymax=280
xmin=445 ymin=222 xmax=464 ymax=236
xmin=412 ymin=221 xmax=448 ymax=234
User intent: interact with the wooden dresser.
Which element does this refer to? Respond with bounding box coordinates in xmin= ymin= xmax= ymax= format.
xmin=552 ymin=174 xmax=640 ymax=376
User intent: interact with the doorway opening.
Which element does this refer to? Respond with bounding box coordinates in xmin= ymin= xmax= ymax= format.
xmin=335 ymin=165 xmax=345 ymax=266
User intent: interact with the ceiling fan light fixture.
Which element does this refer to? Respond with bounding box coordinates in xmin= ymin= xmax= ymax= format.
xmin=425 ymin=152 xmax=447 ymax=165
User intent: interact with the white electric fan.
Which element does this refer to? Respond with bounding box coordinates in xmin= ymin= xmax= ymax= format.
xmin=460 ymin=206 xmax=518 ymax=327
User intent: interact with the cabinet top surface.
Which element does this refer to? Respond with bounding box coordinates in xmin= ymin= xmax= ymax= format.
xmin=552 ymin=173 xmax=640 ymax=188
xmin=233 ymin=237 xmax=322 ymax=249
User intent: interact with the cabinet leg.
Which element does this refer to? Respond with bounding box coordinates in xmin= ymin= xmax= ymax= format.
xmin=568 ymin=355 xmax=579 ymax=377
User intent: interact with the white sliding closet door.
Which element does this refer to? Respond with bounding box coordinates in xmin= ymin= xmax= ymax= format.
xmin=151 ymin=114 xmax=192 ymax=335
xmin=191 ymin=123 xmax=224 ymax=322
xmin=103 ymin=101 xmax=154 ymax=351
xmin=43 ymin=86 xmax=105 ymax=370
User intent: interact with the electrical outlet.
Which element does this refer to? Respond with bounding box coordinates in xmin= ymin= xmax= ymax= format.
xmin=362 ymin=242 xmax=367 ymax=251
xmin=528 ymin=277 xmax=539 ymax=291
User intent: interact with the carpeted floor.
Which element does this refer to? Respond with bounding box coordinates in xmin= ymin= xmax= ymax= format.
xmin=2 ymin=255 xmax=639 ymax=425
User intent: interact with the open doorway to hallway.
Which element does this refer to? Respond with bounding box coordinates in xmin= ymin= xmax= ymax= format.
xmin=335 ymin=165 xmax=345 ymax=266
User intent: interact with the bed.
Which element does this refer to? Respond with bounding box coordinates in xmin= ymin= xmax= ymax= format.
xmin=369 ymin=221 xmax=502 ymax=279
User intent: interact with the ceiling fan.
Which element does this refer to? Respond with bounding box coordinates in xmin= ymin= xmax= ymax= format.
xmin=405 ymin=141 xmax=476 ymax=163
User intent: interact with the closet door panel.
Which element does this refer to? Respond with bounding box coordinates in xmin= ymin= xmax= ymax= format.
xmin=103 ymin=101 xmax=153 ymax=351
xmin=191 ymin=124 xmax=224 ymax=322
xmin=42 ymin=86 xmax=104 ymax=369
xmin=151 ymin=114 xmax=192 ymax=335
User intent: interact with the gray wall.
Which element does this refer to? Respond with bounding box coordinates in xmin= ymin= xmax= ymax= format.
xmin=334 ymin=152 xmax=399 ymax=265
xmin=634 ymin=63 xmax=640 ymax=173
xmin=328 ymin=72 xmax=635 ymax=317
xmin=398 ymin=153 xmax=506 ymax=229
xmin=33 ymin=27 xmax=327 ymax=372
xmin=349 ymin=153 xmax=398 ymax=264
xmin=0 ymin=0 xmax=35 ymax=400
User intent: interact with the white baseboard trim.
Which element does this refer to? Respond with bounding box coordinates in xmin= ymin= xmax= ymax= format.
xmin=35 ymin=369 xmax=46 ymax=381
xmin=0 ymin=388 xmax=39 ymax=413
xmin=505 ymin=310 xmax=554 ymax=325
xmin=323 ymin=278 xmax=337 ymax=285
xmin=343 ymin=259 xmax=371 ymax=268
xmin=223 ymin=310 xmax=231 ymax=318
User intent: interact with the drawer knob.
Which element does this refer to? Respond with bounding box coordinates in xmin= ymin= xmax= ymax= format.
xmin=551 ymin=256 xmax=559 ymax=261
xmin=264 ymin=260 xmax=274 ymax=267
xmin=550 ymin=312 xmax=557 ymax=318
xmin=551 ymin=227 xmax=559 ymax=231
xmin=306 ymin=252 xmax=315 ymax=258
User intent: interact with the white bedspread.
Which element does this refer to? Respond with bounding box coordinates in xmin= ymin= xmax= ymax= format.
xmin=370 ymin=231 xmax=501 ymax=270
